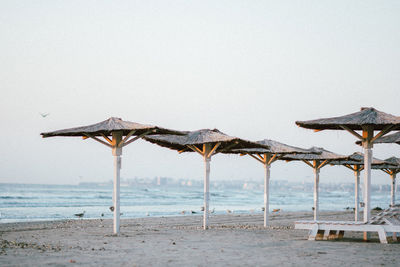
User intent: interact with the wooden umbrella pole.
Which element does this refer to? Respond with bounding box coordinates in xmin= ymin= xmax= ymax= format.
xmin=391 ymin=174 xmax=396 ymax=207
xmin=354 ymin=169 xmax=360 ymax=222
xmin=112 ymin=132 xmax=123 ymax=235
xmin=313 ymin=165 xmax=320 ymax=221
xmin=264 ymin=160 xmax=271 ymax=227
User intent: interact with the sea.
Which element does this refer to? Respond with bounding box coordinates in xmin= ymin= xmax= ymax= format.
xmin=0 ymin=183 xmax=395 ymax=223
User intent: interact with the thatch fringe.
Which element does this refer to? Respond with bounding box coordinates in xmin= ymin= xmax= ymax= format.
xmin=279 ymin=147 xmax=349 ymax=161
xmin=296 ymin=107 xmax=400 ymax=131
xmin=143 ymin=129 xmax=270 ymax=154
xmin=41 ymin=117 xmax=182 ymax=138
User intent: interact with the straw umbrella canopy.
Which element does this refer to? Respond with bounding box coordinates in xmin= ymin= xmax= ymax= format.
xmin=374 ymin=131 xmax=400 ymax=145
xmin=41 ymin=117 xmax=183 ymax=234
xmin=279 ymin=147 xmax=350 ymax=221
xmin=372 ymin=157 xmax=400 ymax=207
xmin=296 ymin=107 xmax=400 ymax=225
xmin=143 ymin=129 xmax=270 ymax=230
xmin=229 ymin=139 xmax=319 ymax=227
xmin=329 ymin=152 xmax=393 ymax=221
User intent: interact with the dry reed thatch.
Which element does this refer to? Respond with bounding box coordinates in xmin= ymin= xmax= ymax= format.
xmin=279 ymin=147 xmax=350 ymax=161
xmin=143 ymin=129 xmax=270 ymax=153
xmin=296 ymin=107 xmax=400 ymax=131
xmin=329 ymin=152 xmax=392 ymax=167
xmin=374 ymin=131 xmax=400 ymax=145
xmin=41 ymin=117 xmax=182 ymax=138
xmin=229 ymin=139 xmax=319 ymax=155
xmin=372 ymin=157 xmax=400 ymax=171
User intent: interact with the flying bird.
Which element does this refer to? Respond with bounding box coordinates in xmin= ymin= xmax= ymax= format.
xmin=39 ymin=112 xmax=50 ymax=118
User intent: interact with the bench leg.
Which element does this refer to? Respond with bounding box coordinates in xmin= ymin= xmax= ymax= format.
xmin=363 ymin=232 xmax=369 ymax=241
xmin=308 ymin=224 xmax=319 ymax=241
xmin=323 ymin=229 xmax=331 ymax=240
xmin=392 ymin=232 xmax=397 ymax=242
xmin=337 ymin=230 xmax=345 ymax=239
xmin=377 ymin=228 xmax=388 ymax=244
xmin=316 ymin=230 xmax=325 ymax=240
xmin=329 ymin=230 xmax=338 ymax=240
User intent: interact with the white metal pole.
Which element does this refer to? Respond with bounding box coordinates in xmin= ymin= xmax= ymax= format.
xmin=204 ymin=156 xmax=211 ymax=230
xmin=112 ymin=132 xmax=123 ymax=235
xmin=264 ymin=161 xmax=271 ymax=227
xmin=363 ymin=144 xmax=372 ymax=223
xmin=354 ymin=168 xmax=360 ymax=222
xmin=313 ymin=166 xmax=320 ymax=221
xmin=113 ymin=155 xmax=121 ymax=234
xmin=362 ymin=137 xmax=372 ymax=241
xmin=391 ymin=174 xmax=396 ymax=207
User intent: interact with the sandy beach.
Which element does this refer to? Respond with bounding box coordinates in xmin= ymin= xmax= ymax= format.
xmin=0 ymin=211 xmax=398 ymax=266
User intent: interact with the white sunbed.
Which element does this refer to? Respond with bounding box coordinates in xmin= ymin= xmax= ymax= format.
xmin=295 ymin=205 xmax=400 ymax=244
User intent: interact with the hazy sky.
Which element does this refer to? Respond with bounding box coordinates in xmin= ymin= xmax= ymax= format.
xmin=1 ymin=0 xmax=400 ymax=185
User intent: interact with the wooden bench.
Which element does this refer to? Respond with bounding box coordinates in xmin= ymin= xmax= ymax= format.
xmin=295 ymin=220 xmax=399 ymax=243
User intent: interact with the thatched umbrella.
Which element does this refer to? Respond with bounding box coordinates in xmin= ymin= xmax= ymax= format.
xmin=143 ymin=129 xmax=270 ymax=229
xmin=372 ymin=157 xmax=400 ymax=207
xmin=230 ymin=139 xmax=319 ymax=227
xmin=329 ymin=152 xmax=392 ymax=221
xmin=41 ymin=117 xmax=182 ymax=234
xmin=374 ymin=131 xmax=400 ymax=145
xmin=279 ymin=147 xmax=350 ymax=221
xmin=296 ymin=107 xmax=400 ymax=225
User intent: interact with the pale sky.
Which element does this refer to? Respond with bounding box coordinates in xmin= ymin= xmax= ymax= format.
xmin=1 ymin=0 xmax=399 ymax=185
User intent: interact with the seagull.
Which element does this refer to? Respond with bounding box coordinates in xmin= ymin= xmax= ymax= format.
xmin=39 ymin=112 xmax=50 ymax=118
xmin=109 ymin=206 xmax=114 ymax=212
xmin=74 ymin=211 xmax=85 ymax=218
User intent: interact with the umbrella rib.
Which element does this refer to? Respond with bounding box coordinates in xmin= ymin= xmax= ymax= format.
xmin=343 ymin=164 xmax=355 ymax=171
xmin=371 ymin=125 xmax=395 ymax=143
xmin=187 ymin=145 xmax=204 ymax=156
xmin=340 ymin=126 xmax=364 ymax=140
xmin=268 ymin=153 xmax=278 ymax=165
xmin=100 ymin=133 xmax=113 ymax=145
xmin=121 ymin=130 xmax=153 ymax=147
xmin=84 ymin=133 xmax=112 ymax=148
xmin=256 ymin=153 xmax=265 ymax=162
xmin=248 ymin=153 xmax=264 ymax=164
xmin=301 ymin=159 xmax=314 ymax=168
xmin=120 ymin=130 xmax=136 ymax=145
xmin=178 ymin=148 xmax=189 ymax=154
xmin=207 ymin=142 xmax=221 ymax=158
xmin=317 ymin=159 xmax=330 ymax=170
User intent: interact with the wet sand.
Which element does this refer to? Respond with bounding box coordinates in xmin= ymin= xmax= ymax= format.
xmin=0 ymin=211 xmax=398 ymax=266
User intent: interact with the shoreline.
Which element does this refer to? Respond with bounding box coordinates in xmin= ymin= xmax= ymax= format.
xmin=1 ymin=211 xmax=399 ymax=266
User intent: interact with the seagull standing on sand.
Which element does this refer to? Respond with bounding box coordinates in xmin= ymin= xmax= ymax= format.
xmin=74 ymin=211 xmax=85 ymax=218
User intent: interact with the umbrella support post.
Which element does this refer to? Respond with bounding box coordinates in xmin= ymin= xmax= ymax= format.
xmin=112 ymin=132 xmax=123 ymax=235
xmin=313 ymin=166 xmax=320 ymax=221
xmin=203 ymin=156 xmax=211 ymax=230
xmin=354 ymin=169 xmax=360 ymax=222
xmin=264 ymin=161 xmax=271 ymax=227
xmin=362 ymin=136 xmax=373 ymax=241
xmin=391 ymin=174 xmax=396 ymax=206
